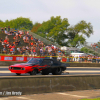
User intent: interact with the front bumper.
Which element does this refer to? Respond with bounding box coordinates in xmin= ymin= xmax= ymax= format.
xmin=9 ymin=66 xmax=33 ymax=74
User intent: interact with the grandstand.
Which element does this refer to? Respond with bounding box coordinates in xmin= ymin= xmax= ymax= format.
xmin=0 ymin=29 xmax=64 ymax=57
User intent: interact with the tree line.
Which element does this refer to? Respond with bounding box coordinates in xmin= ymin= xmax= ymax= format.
xmin=0 ymin=17 xmax=33 ymax=30
xmin=0 ymin=16 xmax=93 ymax=47
xmin=31 ymin=16 xmax=93 ymax=47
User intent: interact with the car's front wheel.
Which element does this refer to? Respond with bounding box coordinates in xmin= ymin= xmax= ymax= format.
xmin=16 ymin=73 xmax=21 ymax=75
xmin=30 ymin=69 xmax=37 ymax=75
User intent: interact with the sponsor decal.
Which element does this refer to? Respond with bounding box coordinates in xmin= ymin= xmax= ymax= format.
xmin=16 ymin=57 xmax=24 ymax=61
xmin=4 ymin=57 xmax=13 ymax=61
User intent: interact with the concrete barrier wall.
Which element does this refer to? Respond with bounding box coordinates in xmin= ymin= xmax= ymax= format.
xmin=0 ymin=75 xmax=100 ymax=96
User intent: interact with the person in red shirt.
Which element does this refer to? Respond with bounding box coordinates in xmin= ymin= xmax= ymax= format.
xmin=12 ymin=45 xmax=15 ymax=48
xmin=33 ymin=48 xmax=36 ymax=56
xmin=9 ymin=45 xmax=12 ymax=49
xmin=4 ymin=39 xmax=7 ymax=44
xmin=13 ymin=36 xmax=16 ymax=41
xmin=31 ymin=42 xmax=34 ymax=46
xmin=31 ymin=35 xmax=33 ymax=40
xmin=10 ymin=48 xmax=13 ymax=54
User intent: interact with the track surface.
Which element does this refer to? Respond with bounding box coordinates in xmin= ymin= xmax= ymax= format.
xmin=1 ymin=66 xmax=100 ymax=76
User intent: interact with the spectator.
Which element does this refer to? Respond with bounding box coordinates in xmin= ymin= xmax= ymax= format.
xmin=13 ymin=36 xmax=16 ymax=41
xmin=1 ymin=28 xmax=4 ymax=33
xmin=23 ymin=35 xmax=26 ymax=42
xmin=10 ymin=47 xmax=14 ymax=54
xmin=3 ymin=47 xmax=7 ymax=54
xmin=8 ymin=26 xmax=10 ymax=32
xmin=4 ymin=39 xmax=8 ymax=44
xmin=16 ymin=32 xmax=19 ymax=40
xmin=40 ymin=47 xmax=43 ymax=56
xmin=31 ymin=35 xmax=33 ymax=40
xmin=1 ymin=41 xmax=5 ymax=46
xmin=0 ymin=38 xmax=3 ymax=43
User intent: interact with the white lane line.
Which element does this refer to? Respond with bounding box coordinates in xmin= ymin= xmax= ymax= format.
xmin=0 ymin=67 xmax=8 ymax=68
xmin=67 ymin=67 xmax=100 ymax=68
xmin=0 ymin=98 xmax=8 ymax=100
xmin=57 ymin=93 xmax=89 ymax=98
xmin=65 ymin=70 xmax=100 ymax=73
xmin=1 ymin=70 xmax=100 ymax=74
xmin=0 ymin=71 xmax=11 ymax=73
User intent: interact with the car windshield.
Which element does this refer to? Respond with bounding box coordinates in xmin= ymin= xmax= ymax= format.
xmin=27 ymin=58 xmax=43 ymax=64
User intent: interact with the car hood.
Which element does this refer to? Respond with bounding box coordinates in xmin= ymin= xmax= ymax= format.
xmin=10 ymin=63 xmax=36 ymax=67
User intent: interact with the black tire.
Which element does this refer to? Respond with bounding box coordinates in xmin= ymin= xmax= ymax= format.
xmin=30 ymin=69 xmax=37 ymax=75
xmin=16 ymin=73 xmax=21 ymax=75
xmin=52 ymin=67 xmax=62 ymax=75
xmin=41 ymin=69 xmax=49 ymax=75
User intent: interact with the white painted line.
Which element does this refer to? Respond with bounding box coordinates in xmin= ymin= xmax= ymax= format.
xmin=0 ymin=98 xmax=8 ymax=100
xmin=0 ymin=71 xmax=11 ymax=73
xmin=67 ymin=67 xmax=100 ymax=68
xmin=57 ymin=93 xmax=89 ymax=98
xmin=0 ymin=67 xmax=8 ymax=68
xmin=65 ymin=70 xmax=100 ymax=73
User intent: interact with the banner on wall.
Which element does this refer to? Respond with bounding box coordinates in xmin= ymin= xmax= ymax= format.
xmin=0 ymin=55 xmax=66 ymax=62
xmin=0 ymin=56 xmax=46 ymax=62
xmin=16 ymin=57 xmax=24 ymax=61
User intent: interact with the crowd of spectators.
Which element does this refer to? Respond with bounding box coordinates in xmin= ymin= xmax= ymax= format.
xmin=91 ymin=43 xmax=99 ymax=51
xmin=1 ymin=27 xmax=100 ymax=63
xmin=65 ymin=55 xmax=100 ymax=63
xmin=0 ymin=27 xmax=64 ymax=60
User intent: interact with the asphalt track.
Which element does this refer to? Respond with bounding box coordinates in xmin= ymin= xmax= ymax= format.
xmin=1 ymin=66 xmax=100 ymax=76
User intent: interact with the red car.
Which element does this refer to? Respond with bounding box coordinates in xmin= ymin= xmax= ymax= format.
xmin=9 ymin=58 xmax=69 ymax=75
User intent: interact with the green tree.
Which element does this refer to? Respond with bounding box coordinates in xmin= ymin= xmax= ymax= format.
xmin=0 ymin=21 xmax=5 ymax=28
xmin=0 ymin=17 xmax=33 ymax=30
xmin=67 ymin=20 xmax=93 ymax=47
xmin=31 ymin=22 xmax=42 ymax=33
xmin=9 ymin=17 xmax=33 ymax=30
xmin=37 ymin=16 xmax=70 ymax=45
xmin=80 ymin=47 xmax=89 ymax=53
xmin=0 ymin=20 xmax=3 ymax=22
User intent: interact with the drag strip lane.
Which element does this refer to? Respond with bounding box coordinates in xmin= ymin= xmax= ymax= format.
xmin=1 ymin=66 xmax=100 ymax=77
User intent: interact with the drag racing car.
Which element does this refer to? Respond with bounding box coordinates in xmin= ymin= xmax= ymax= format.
xmin=9 ymin=58 xmax=69 ymax=75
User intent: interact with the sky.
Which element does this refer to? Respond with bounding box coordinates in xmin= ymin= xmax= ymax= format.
xmin=0 ymin=0 xmax=100 ymax=43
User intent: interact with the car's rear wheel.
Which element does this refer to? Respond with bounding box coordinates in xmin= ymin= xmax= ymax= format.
xmin=30 ymin=69 xmax=37 ymax=75
xmin=52 ymin=67 xmax=62 ymax=75
xmin=16 ymin=73 xmax=21 ymax=75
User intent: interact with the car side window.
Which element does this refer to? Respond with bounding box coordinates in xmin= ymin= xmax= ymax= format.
xmin=42 ymin=59 xmax=53 ymax=65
